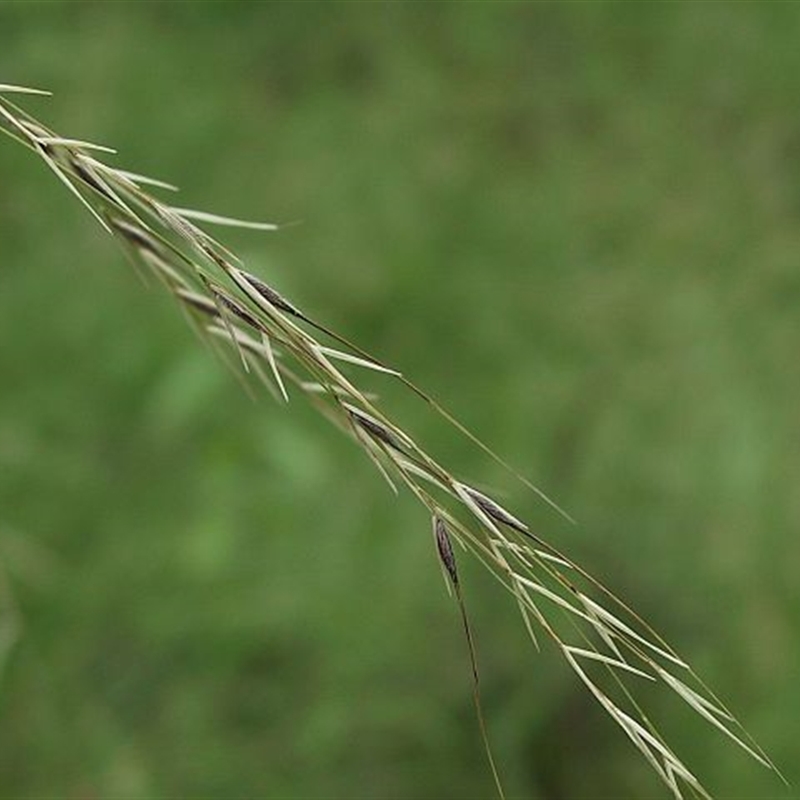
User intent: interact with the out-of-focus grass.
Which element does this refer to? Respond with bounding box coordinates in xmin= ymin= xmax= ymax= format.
xmin=1 ymin=3 xmax=798 ymax=797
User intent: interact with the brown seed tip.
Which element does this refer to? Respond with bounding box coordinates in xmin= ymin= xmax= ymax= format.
xmin=344 ymin=404 xmax=404 ymax=450
xmin=462 ymin=485 xmax=529 ymax=535
xmin=434 ymin=516 xmax=459 ymax=586
xmin=212 ymin=289 xmax=263 ymax=332
xmin=241 ymin=270 xmax=300 ymax=317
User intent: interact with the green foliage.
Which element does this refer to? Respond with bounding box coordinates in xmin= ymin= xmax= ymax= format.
xmin=1 ymin=3 xmax=798 ymax=797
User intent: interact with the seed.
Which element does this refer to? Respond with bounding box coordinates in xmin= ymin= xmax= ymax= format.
xmin=213 ymin=289 xmax=262 ymax=331
xmin=434 ymin=516 xmax=458 ymax=586
xmin=461 ymin=485 xmax=529 ymax=535
xmin=240 ymin=270 xmax=300 ymax=317
xmin=344 ymin=404 xmax=407 ymax=450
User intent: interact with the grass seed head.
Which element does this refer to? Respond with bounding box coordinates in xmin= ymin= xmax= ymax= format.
xmin=1 ymin=85 xmax=779 ymax=800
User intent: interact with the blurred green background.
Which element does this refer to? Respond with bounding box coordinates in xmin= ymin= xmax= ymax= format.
xmin=1 ymin=2 xmax=798 ymax=798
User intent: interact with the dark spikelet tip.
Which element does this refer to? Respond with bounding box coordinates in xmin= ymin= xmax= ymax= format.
xmin=465 ymin=486 xmax=529 ymax=535
xmin=242 ymin=271 xmax=299 ymax=317
xmin=434 ymin=517 xmax=459 ymax=586
xmin=347 ymin=406 xmax=398 ymax=449
xmin=215 ymin=291 xmax=262 ymax=331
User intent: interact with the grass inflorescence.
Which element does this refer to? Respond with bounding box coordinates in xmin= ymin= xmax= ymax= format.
xmin=0 ymin=83 xmax=783 ymax=799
